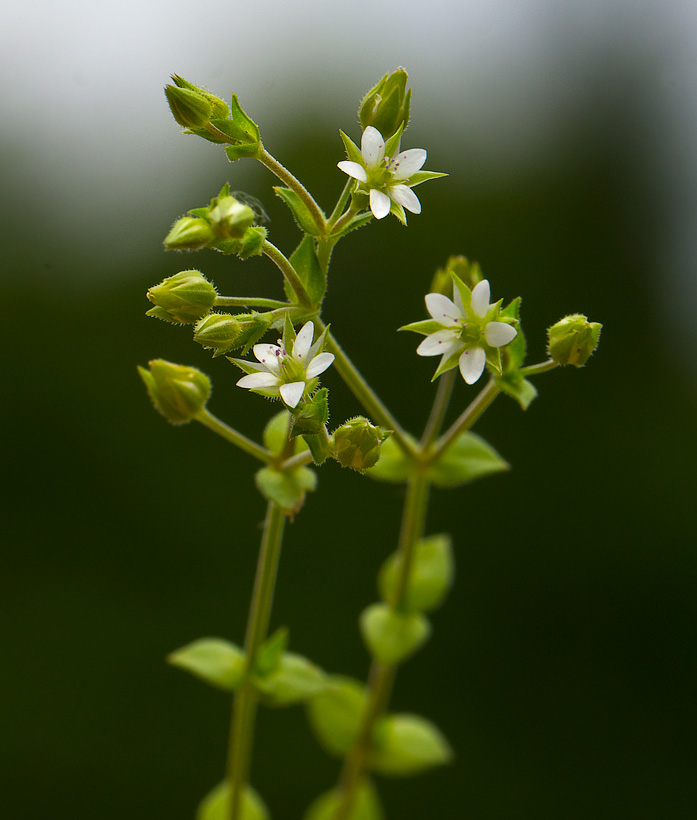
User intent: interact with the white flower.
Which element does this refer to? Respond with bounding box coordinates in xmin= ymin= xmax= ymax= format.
xmin=413 ymin=279 xmax=518 ymax=385
xmin=236 ymin=321 xmax=334 ymax=407
xmin=338 ymin=126 xmax=429 ymax=220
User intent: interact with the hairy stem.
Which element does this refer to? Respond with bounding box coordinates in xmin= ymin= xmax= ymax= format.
xmin=196 ymin=409 xmax=272 ymax=464
xmin=259 ymin=148 xmax=327 ymax=237
xmin=520 ymin=358 xmax=560 ymax=377
xmin=420 ymin=369 xmax=457 ymax=451
xmin=214 ymin=296 xmax=290 ymax=309
xmin=227 ymin=501 xmax=287 ymax=820
xmin=262 ymin=241 xmax=313 ymax=308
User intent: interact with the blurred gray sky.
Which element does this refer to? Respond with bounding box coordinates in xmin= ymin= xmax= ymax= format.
xmin=2 ymin=0 xmax=696 ymax=358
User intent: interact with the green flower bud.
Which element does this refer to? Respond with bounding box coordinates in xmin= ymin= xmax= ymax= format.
xmin=208 ymin=195 xmax=255 ymax=240
xmin=547 ymin=313 xmax=602 ymax=366
xmin=146 ymin=270 xmax=217 ymax=324
xmin=193 ymin=313 xmax=243 ymax=356
xmin=359 ymin=68 xmax=411 ymax=138
xmin=333 ymin=416 xmax=389 ymax=470
xmin=444 ymin=255 xmax=483 ymax=290
xmin=170 ymin=74 xmax=229 ymax=119
xmin=138 ymin=359 xmax=211 ymax=424
xmin=164 ymin=84 xmax=213 ymax=129
xmin=163 ymin=217 xmax=214 ymax=250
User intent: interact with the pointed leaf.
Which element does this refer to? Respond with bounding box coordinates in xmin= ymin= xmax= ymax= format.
xmin=197 ymin=782 xmax=268 ymax=820
xmin=360 ymin=604 xmax=430 ymax=666
xmin=254 ymin=626 xmax=288 ymax=677
xmin=306 ymin=676 xmax=367 ymax=757
xmin=168 ymin=638 xmax=245 ymax=691
xmin=303 ymin=780 xmax=384 ymax=820
xmin=255 ymin=652 xmax=327 ymax=706
xmin=496 ymin=372 xmax=538 ymax=410
xmin=255 ymin=466 xmax=317 ymax=513
xmin=290 ymin=236 xmax=327 ymax=304
xmin=365 ymin=435 xmax=415 ymax=484
xmin=427 ymin=432 xmax=508 ymax=487
xmin=379 ymin=534 xmax=454 ymax=613
xmin=369 ymin=714 xmax=453 ymax=776
xmin=275 ymin=187 xmax=323 ymax=237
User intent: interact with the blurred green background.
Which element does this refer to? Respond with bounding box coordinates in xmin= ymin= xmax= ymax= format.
xmin=3 ymin=1 xmax=697 ymax=818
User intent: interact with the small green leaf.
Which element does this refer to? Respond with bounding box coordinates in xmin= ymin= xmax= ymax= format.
xmin=197 ymin=782 xmax=268 ymax=820
xmin=255 ymin=652 xmax=327 ymax=707
xmin=254 ymin=626 xmax=288 ymax=677
xmin=275 ymin=187 xmax=322 ymax=236
xmin=255 ymin=465 xmax=317 ymax=513
xmin=370 ymin=714 xmax=453 ymax=776
xmin=427 ymin=431 xmax=508 ymax=488
xmin=167 ymin=638 xmax=245 ymax=691
xmin=303 ymin=780 xmax=384 ymax=820
xmin=306 ymin=676 xmax=367 ymax=757
xmin=365 ymin=435 xmax=416 ymax=484
xmin=290 ymin=235 xmax=327 ymax=305
xmin=262 ymin=410 xmax=292 ymax=454
xmin=495 ymin=372 xmax=538 ymax=410
xmin=359 ymin=604 xmax=430 ymax=666
xmin=379 ymin=534 xmax=454 ymax=613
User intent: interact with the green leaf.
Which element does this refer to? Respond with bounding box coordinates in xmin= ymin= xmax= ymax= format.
xmin=167 ymin=638 xmax=245 ymax=691
xmin=262 ymin=410 xmax=292 ymax=454
xmin=290 ymin=235 xmax=327 ymax=305
xmin=359 ymin=604 xmax=430 ymax=666
xmin=306 ymin=676 xmax=367 ymax=757
xmin=197 ymin=782 xmax=268 ymax=820
xmin=495 ymin=372 xmax=538 ymax=410
xmin=303 ymin=780 xmax=384 ymax=820
xmin=255 ymin=652 xmax=327 ymax=706
xmin=255 ymin=465 xmax=317 ymax=513
xmin=274 ymin=187 xmax=322 ymax=237
xmin=427 ymin=431 xmax=508 ymax=488
xmin=365 ymin=435 xmax=416 ymax=484
xmin=379 ymin=534 xmax=454 ymax=613
xmin=369 ymin=714 xmax=453 ymax=777
xmin=254 ymin=626 xmax=288 ymax=677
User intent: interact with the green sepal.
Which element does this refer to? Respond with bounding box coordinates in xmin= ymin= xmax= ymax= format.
xmin=406 ymin=171 xmax=448 ymax=186
xmin=275 ymin=187 xmax=323 ymax=237
xmin=255 ymin=465 xmax=317 ymax=513
xmin=170 ymin=74 xmax=229 ymax=119
xmin=495 ymin=372 xmax=538 ymax=410
xmin=398 ymin=319 xmax=443 ymax=335
xmin=290 ymin=388 xmax=329 ymax=438
xmin=255 ymin=652 xmax=327 ymax=707
xmin=145 ymin=306 xmax=181 ymax=324
xmin=426 ymin=431 xmax=509 ymax=487
xmin=383 ymin=122 xmax=404 ymax=159
xmin=369 ymin=714 xmax=453 ymax=777
xmin=197 ymin=782 xmax=268 ymax=820
xmin=339 ymin=131 xmax=364 ymax=166
xmin=306 ymin=676 xmax=367 ymax=757
xmin=165 ymin=85 xmax=212 ymax=129
xmin=289 ymin=235 xmax=327 ymax=305
xmin=499 ymin=297 xmax=526 ymax=370
xmin=219 ymin=95 xmax=262 ymax=161
xmin=303 ymin=779 xmax=384 ymax=820
xmin=431 ymin=347 xmax=462 ymax=381
xmin=167 ymin=638 xmax=245 ymax=691
xmin=303 ymin=433 xmax=331 ymax=465
xmin=359 ymin=603 xmax=430 ymax=666
xmin=389 ymin=199 xmax=407 ymax=226
xmin=379 ymin=534 xmax=454 ymax=613
xmin=253 ymin=626 xmax=288 ymax=678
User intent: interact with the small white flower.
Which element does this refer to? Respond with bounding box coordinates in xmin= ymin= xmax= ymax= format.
xmin=236 ymin=321 xmax=334 ymax=407
xmin=338 ymin=126 xmax=430 ymax=220
xmin=410 ymin=279 xmax=518 ymax=385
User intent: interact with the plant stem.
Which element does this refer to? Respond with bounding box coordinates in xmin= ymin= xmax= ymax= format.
xmin=420 ymin=369 xmax=457 ymax=451
xmin=214 ymin=296 xmax=290 ymax=309
xmin=258 ymin=147 xmax=327 ymax=237
xmin=327 ymin=178 xmax=355 ymax=227
xmin=520 ymin=358 xmax=560 ymax=377
xmin=315 ymin=320 xmax=417 ymax=460
xmin=428 ymin=378 xmax=500 ymax=464
xmin=196 ymin=409 xmax=272 ymax=464
xmin=262 ymin=241 xmax=313 ymax=308
xmin=227 ymin=501 xmax=287 ymax=820
xmin=333 ymin=472 xmax=430 ymax=820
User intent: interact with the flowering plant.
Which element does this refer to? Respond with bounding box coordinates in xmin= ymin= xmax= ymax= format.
xmin=140 ymin=69 xmax=601 ymax=820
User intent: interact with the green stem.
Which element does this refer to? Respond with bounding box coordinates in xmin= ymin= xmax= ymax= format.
xmin=316 ymin=320 xmax=417 ymax=460
xmin=262 ymin=241 xmax=313 ymax=308
xmin=520 ymin=359 xmax=560 ymax=377
xmin=277 ymin=449 xmax=314 ymax=472
xmin=327 ymin=178 xmax=355 ymax=227
xmin=333 ymin=472 xmax=430 ymax=820
xmin=215 ymin=296 xmax=290 ymax=310
xmin=330 ymin=205 xmax=361 ymax=237
xmin=195 ymin=409 xmax=272 ymax=464
xmin=258 ymin=148 xmax=327 ymax=237
xmin=420 ymin=369 xmax=457 ymax=451
xmin=428 ymin=378 xmax=501 ymax=464
xmin=227 ymin=502 xmax=287 ymax=820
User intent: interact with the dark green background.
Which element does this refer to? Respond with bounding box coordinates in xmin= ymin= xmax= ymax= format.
xmin=4 ymin=56 xmax=697 ymax=820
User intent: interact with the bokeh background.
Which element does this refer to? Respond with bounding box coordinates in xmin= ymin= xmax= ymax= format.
xmin=3 ymin=1 xmax=697 ymax=818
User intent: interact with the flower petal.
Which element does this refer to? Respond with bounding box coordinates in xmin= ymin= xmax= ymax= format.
xmin=391 ymin=148 xmax=427 ymax=179
xmin=370 ymin=189 xmax=391 ymax=220
xmin=458 ymin=347 xmax=487 ymax=385
xmin=361 ymin=126 xmax=385 ymax=168
xmin=237 ymin=372 xmax=281 ymax=390
xmin=279 ymin=381 xmax=305 ymax=408
xmin=471 ymin=280 xmax=491 ymax=318
xmin=253 ymin=344 xmax=282 ymax=374
xmin=425 ymin=293 xmax=463 ymax=326
xmin=389 ymin=184 xmax=421 ymax=214
xmin=293 ymin=321 xmax=314 ymax=361
xmin=306 ymin=351 xmax=334 ymax=378
xmin=337 ymin=160 xmax=367 ymax=183
xmin=485 ymin=321 xmax=518 ymax=347
xmin=416 ymin=331 xmax=461 ymax=357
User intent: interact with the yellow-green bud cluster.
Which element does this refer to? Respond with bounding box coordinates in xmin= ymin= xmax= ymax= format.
xmin=547 ymin=314 xmax=602 ymax=366
xmin=146 ymin=270 xmax=217 ymax=324
xmin=138 ymin=360 xmax=211 ymax=424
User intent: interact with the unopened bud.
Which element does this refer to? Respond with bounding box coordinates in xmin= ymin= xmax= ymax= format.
xmin=164 ymin=85 xmax=213 ymax=129
xmin=359 ymin=68 xmax=411 ymax=139
xmin=333 ymin=416 xmax=389 ymax=470
xmin=146 ymin=270 xmax=217 ymax=323
xmin=193 ymin=313 xmax=242 ymax=356
xmin=444 ymin=256 xmax=482 ymax=290
xmin=138 ymin=359 xmax=211 ymax=424
xmin=547 ymin=314 xmax=602 ymax=366
xmin=170 ymin=74 xmax=229 ymax=119
xmin=164 ymin=217 xmax=214 ymax=250
xmin=208 ymin=196 xmax=255 ymax=240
